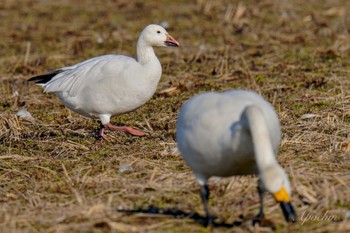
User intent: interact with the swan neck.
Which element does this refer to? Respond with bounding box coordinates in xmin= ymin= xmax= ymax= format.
xmin=240 ymin=105 xmax=277 ymax=170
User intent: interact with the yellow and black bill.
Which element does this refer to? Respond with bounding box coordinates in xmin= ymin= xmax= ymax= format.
xmin=280 ymin=201 xmax=297 ymax=222
xmin=273 ymin=187 xmax=297 ymax=222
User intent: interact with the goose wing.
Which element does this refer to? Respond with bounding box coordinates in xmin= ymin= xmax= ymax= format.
xmin=30 ymin=55 xmax=137 ymax=97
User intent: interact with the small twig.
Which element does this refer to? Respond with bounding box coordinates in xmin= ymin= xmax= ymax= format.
xmin=24 ymin=41 xmax=31 ymax=66
xmin=61 ymin=163 xmax=84 ymax=205
xmin=144 ymin=117 xmax=154 ymax=131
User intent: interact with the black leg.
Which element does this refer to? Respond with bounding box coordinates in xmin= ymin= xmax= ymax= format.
xmin=253 ymin=182 xmax=266 ymax=227
xmin=200 ymin=184 xmax=213 ymax=226
xmin=257 ymin=185 xmax=265 ymax=219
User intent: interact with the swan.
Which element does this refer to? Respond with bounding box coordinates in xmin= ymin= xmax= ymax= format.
xmin=176 ymin=89 xmax=296 ymax=224
xmin=29 ymin=24 xmax=179 ymax=140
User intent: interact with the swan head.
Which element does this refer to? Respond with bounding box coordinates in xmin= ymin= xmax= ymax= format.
xmin=139 ymin=24 xmax=180 ymax=47
xmin=260 ymin=164 xmax=297 ymax=222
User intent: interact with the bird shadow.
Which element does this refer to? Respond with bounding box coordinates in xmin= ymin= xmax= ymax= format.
xmin=118 ymin=205 xmax=243 ymax=228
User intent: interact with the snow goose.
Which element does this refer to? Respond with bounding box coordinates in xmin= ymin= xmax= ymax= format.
xmin=29 ymin=24 xmax=179 ymax=139
xmin=176 ymin=90 xmax=296 ymax=224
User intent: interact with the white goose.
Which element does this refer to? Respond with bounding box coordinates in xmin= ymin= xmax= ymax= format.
xmin=176 ymin=90 xmax=296 ymax=224
xmin=29 ymin=24 xmax=179 ymax=139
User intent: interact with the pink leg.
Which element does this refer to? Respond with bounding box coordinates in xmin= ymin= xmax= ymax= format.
xmin=98 ymin=126 xmax=109 ymax=141
xmin=99 ymin=122 xmax=146 ymax=139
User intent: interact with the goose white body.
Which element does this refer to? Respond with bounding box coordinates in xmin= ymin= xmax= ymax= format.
xmin=50 ymin=54 xmax=162 ymax=124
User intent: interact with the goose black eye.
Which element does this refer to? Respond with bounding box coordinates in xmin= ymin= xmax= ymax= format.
xmin=157 ymin=31 xmax=161 ymax=34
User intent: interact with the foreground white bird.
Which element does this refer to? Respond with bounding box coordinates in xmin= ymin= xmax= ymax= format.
xmin=29 ymin=24 xmax=179 ymax=139
xmin=176 ymin=90 xmax=296 ymax=224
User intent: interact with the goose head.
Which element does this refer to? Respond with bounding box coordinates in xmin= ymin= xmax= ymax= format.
xmin=139 ymin=24 xmax=180 ymax=47
xmin=260 ymin=164 xmax=297 ymax=222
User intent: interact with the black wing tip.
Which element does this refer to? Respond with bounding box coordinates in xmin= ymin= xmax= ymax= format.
xmin=28 ymin=75 xmax=44 ymax=82
xmin=28 ymin=69 xmax=62 ymax=84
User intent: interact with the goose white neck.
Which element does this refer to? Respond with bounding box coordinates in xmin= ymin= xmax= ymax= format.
xmin=136 ymin=40 xmax=158 ymax=65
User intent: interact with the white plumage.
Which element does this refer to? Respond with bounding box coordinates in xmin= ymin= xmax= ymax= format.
xmin=30 ymin=24 xmax=179 ymax=139
xmin=176 ymin=90 xmax=296 ymax=224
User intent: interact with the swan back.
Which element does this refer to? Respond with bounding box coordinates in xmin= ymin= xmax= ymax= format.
xmin=176 ymin=90 xmax=281 ymax=183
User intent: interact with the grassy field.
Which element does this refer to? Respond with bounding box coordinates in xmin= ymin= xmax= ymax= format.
xmin=1 ymin=0 xmax=350 ymax=232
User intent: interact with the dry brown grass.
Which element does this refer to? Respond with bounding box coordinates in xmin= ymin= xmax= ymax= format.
xmin=1 ymin=0 xmax=350 ymax=232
